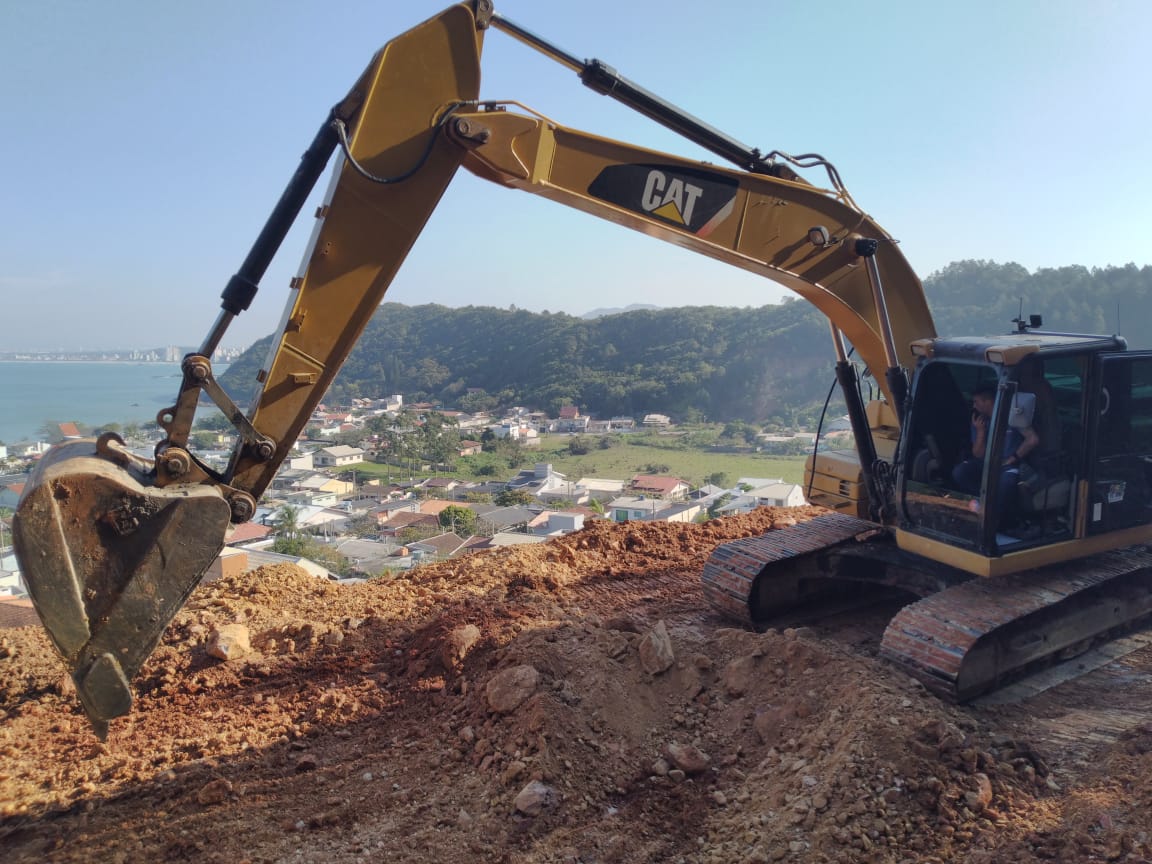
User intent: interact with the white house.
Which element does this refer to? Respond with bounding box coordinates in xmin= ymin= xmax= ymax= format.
xmin=716 ymin=482 xmax=807 ymax=514
xmin=607 ymin=496 xmax=664 ymax=522
xmin=0 ymin=549 xmax=24 ymax=596
xmin=751 ymin=482 xmax=807 ymax=508
xmin=489 ymin=422 xmax=539 ymax=444
xmin=314 ymin=445 xmax=365 ymax=468
xmin=576 ymin=478 xmax=626 ymax=501
xmin=287 ymin=450 xmax=315 ymax=471
xmin=532 ymin=512 xmax=585 ymax=536
xmin=607 ymin=496 xmax=703 ymax=523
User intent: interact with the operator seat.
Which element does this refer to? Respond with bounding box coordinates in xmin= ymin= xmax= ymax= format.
xmin=1016 ymin=362 xmax=1072 ymax=516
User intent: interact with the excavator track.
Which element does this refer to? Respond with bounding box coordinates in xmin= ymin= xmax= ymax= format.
xmin=703 ymin=515 xmax=1152 ymax=701
xmin=701 ymin=512 xmax=889 ymax=625
xmin=880 ymin=544 xmax=1152 ymax=700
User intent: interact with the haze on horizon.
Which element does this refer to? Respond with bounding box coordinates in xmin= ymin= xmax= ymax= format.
xmin=3 ymin=0 xmax=1149 ymax=352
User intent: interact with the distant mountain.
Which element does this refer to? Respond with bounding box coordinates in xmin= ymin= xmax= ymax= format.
xmin=218 ymin=262 xmax=1152 ymax=425
xmin=581 ymin=304 xmax=661 ymax=319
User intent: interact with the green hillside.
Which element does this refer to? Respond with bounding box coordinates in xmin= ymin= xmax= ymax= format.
xmin=219 ymin=261 xmax=1152 ymax=423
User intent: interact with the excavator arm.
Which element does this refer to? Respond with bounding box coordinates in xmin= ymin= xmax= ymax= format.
xmin=13 ymin=1 xmax=933 ymax=736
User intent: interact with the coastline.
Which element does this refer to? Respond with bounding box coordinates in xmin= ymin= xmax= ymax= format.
xmin=0 ymin=361 xmax=227 ymax=446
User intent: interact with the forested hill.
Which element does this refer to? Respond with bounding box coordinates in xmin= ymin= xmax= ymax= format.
xmin=219 ymin=261 xmax=1152 ymax=424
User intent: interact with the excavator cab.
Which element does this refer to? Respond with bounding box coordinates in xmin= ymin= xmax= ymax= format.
xmin=897 ymin=333 xmax=1152 ymax=567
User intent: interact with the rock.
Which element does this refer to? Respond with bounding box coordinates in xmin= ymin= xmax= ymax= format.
xmin=752 ymin=706 xmax=791 ymax=745
xmin=206 ymin=623 xmax=252 ymax=661
xmin=722 ymin=655 xmax=757 ymax=696
xmin=514 ymin=780 xmax=556 ymax=816
xmin=196 ymin=778 xmax=232 ymax=805
xmin=486 ymin=665 xmax=540 ymax=714
xmin=711 ymin=790 xmax=727 ymax=805
xmin=605 ymin=615 xmax=641 ymax=633
xmin=501 ymin=760 xmax=527 ymax=786
xmin=665 ymin=741 xmax=710 ymax=775
xmin=639 ymin=620 xmax=675 ymax=675
xmin=294 ymin=755 xmax=319 ymax=773
xmin=965 ymin=772 xmax=993 ymax=812
xmin=442 ymin=624 xmax=482 ymax=669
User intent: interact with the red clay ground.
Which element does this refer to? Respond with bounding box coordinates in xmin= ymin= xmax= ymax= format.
xmin=3 ymin=508 xmax=1152 ymax=863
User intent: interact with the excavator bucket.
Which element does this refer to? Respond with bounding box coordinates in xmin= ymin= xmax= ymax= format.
xmin=13 ymin=439 xmax=231 ymax=738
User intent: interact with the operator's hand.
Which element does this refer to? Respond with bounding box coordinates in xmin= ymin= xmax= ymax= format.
xmin=973 ymin=414 xmax=987 ymax=433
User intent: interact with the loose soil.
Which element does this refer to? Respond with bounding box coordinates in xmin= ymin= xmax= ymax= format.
xmin=3 ymin=507 xmax=1152 ymax=863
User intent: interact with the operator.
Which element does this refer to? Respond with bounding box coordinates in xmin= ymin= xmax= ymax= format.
xmin=952 ymin=386 xmax=1039 ymax=515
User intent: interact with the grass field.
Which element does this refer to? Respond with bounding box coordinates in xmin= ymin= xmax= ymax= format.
xmin=518 ymin=438 xmax=808 ymax=487
xmin=352 ymin=433 xmax=809 ymax=489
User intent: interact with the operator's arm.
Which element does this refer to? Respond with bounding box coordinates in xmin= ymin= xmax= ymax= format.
xmin=1007 ymin=426 xmax=1040 ymax=465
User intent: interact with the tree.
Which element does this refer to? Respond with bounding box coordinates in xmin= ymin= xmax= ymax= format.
xmin=567 ymin=436 xmax=590 ymax=456
xmin=270 ymin=534 xmax=352 ymax=576
xmin=707 ymin=493 xmax=733 ymax=518
xmin=397 ymin=525 xmax=442 ymax=544
xmin=345 ymin=512 xmax=380 ymax=537
xmin=38 ymin=421 xmax=69 ymax=443
xmin=495 ymin=488 xmax=535 ymax=507
xmin=419 ymin=412 xmax=461 ymax=467
xmin=194 ymin=411 xmax=233 ymax=432
xmin=706 ymin=471 xmax=729 ymax=488
xmin=190 ymin=430 xmax=219 ymax=451
xmin=275 ymin=504 xmax=302 ymax=540
xmin=438 ymin=505 xmax=477 ymax=536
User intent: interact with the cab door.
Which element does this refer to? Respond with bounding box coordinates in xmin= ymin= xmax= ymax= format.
xmin=1086 ymin=352 xmax=1152 ymax=535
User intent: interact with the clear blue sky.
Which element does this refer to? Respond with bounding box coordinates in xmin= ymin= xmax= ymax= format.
xmin=3 ymin=0 xmax=1150 ymax=352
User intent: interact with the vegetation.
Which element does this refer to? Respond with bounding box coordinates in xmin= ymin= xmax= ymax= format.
xmin=345 ymin=433 xmax=808 ymax=489
xmin=269 ymin=504 xmax=351 ymax=575
xmin=438 ymin=504 xmax=477 ymax=535
xmin=219 ymin=262 xmax=1152 ymax=429
xmin=494 ymin=488 xmax=537 ymax=507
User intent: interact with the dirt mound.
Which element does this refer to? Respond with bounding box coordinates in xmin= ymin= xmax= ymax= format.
xmin=3 ymin=510 xmax=1152 ymax=863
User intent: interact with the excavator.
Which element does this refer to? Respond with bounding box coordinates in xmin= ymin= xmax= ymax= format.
xmin=13 ymin=1 xmax=1152 ymax=738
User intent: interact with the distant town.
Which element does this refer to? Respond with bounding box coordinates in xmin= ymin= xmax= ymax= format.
xmin=0 ymin=390 xmax=821 ymax=594
xmin=0 ymin=346 xmax=245 ymax=363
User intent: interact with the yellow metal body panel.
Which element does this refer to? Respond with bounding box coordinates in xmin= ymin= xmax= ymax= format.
xmin=231 ymin=4 xmax=484 ymax=498
xmin=895 ymin=523 xmax=1152 ymax=579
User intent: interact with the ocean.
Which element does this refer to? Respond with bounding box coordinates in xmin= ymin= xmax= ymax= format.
xmin=0 ymin=362 xmax=228 ymax=445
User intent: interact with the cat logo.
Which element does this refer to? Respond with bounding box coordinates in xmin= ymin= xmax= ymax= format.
xmin=642 ymin=170 xmax=704 ymax=225
xmin=587 ymin=164 xmax=737 ymax=237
